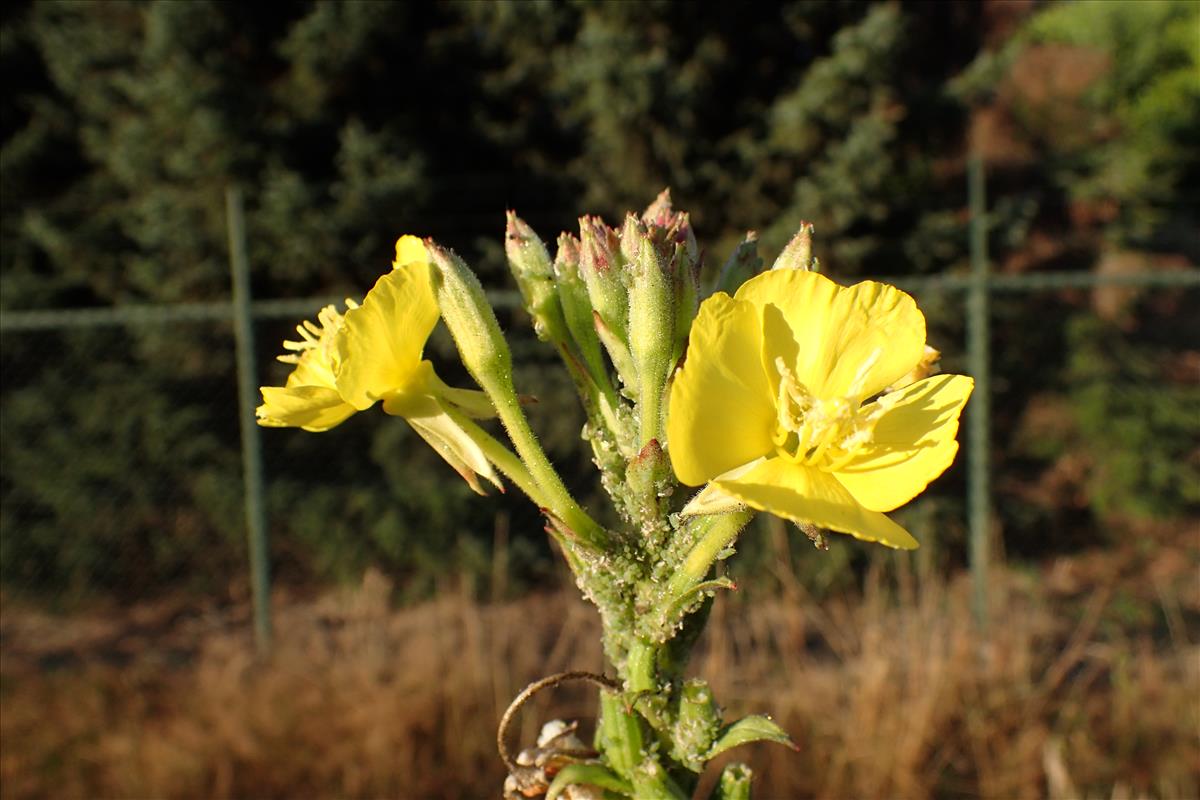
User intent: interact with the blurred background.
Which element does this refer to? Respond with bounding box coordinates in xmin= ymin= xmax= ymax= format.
xmin=1 ymin=2 xmax=1197 ymax=798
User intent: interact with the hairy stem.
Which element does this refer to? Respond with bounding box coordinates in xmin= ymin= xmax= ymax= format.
xmin=666 ymin=510 xmax=755 ymax=602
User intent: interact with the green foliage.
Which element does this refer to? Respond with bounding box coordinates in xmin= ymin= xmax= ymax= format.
xmin=1066 ymin=313 xmax=1200 ymax=520
xmin=954 ymin=0 xmax=1200 ymax=245
xmin=1 ymin=0 xmax=1195 ymax=603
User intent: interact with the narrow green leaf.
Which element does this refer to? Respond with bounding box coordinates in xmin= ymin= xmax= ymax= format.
xmin=705 ymin=715 xmax=797 ymax=760
xmin=545 ymin=763 xmax=633 ymax=800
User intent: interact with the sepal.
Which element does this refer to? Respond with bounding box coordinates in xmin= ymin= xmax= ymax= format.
xmin=506 ymin=211 xmax=572 ymax=348
xmin=771 ymin=222 xmax=816 ymax=272
xmin=426 ymin=241 xmax=514 ymax=389
xmin=713 ymin=233 xmax=762 ymax=296
xmin=383 ymin=392 xmax=502 ymax=495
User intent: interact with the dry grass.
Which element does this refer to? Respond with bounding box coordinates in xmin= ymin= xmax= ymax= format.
xmin=2 ymin=539 xmax=1197 ymax=800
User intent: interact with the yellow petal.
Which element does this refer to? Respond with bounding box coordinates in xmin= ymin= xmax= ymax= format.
xmin=394 ymin=234 xmax=429 ymax=268
xmin=717 ymin=457 xmax=918 ymax=549
xmin=735 ymin=270 xmax=926 ymax=399
xmin=833 ymin=374 xmax=974 ymax=512
xmin=257 ymin=385 xmax=356 ymax=432
xmin=383 ymin=392 xmax=502 ymax=495
xmin=336 ymin=261 xmax=438 ymax=410
xmin=286 ymin=350 xmax=337 ymax=390
xmin=667 ymin=292 xmax=777 ymax=485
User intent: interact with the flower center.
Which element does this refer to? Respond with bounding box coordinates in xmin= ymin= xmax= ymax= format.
xmin=771 ymin=355 xmax=891 ymax=471
xmin=277 ymin=300 xmax=358 ymax=383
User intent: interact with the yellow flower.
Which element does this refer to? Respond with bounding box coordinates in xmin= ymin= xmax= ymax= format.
xmin=257 ymin=236 xmax=501 ymax=494
xmin=667 ymin=269 xmax=973 ymax=549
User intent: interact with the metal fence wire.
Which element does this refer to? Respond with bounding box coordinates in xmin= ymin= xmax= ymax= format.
xmin=2 ymin=182 xmax=1197 ymax=647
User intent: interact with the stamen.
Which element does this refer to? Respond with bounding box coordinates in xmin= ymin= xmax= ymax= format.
xmin=772 ymin=356 xmax=886 ymax=469
xmin=277 ymin=304 xmax=346 ymax=362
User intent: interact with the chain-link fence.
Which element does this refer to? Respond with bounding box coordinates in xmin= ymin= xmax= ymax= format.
xmin=3 ymin=185 xmax=1198 ymax=645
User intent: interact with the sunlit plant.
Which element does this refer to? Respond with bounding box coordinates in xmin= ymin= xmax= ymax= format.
xmin=259 ymin=192 xmax=971 ymax=799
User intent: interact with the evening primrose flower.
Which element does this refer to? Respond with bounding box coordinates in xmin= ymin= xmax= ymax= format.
xmin=667 ymin=269 xmax=973 ymax=549
xmin=257 ymin=236 xmax=501 ymax=494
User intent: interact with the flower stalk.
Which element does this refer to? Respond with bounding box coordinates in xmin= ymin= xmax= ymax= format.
xmin=258 ymin=197 xmax=971 ymax=800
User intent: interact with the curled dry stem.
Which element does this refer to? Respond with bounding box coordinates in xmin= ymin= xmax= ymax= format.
xmin=497 ymin=670 xmax=622 ymax=773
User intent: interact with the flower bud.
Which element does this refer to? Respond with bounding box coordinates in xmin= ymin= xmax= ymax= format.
xmin=641 ymin=189 xmax=699 ymax=265
xmin=426 ymin=240 xmax=513 ymax=391
xmin=579 ymin=215 xmax=629 ymax=342
xmin=619 ymin=212 xmax=642 ymax=268
xmin=629 ymin=222 xmax=675 ymax=445
xmin=672 ymin=236 xmax=700 ymax=366
xmin=771 ymin=222 xmax=817 ymax=271
xmin=593 ymin=310 xmax=637 ymax=396
xmin=714 ymin=232 xmax=762 ymax=296
xmin=552 ymin=232 xmax=610 ymax=391
xmin=625 ymin=438 xmax=672 ymax=525
xmin=505 ymin=212 xmax=570 ymax=347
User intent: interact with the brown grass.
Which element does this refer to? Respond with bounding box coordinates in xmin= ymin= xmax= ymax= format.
xmin=2 ymin=544 xmax=1197 ymax=800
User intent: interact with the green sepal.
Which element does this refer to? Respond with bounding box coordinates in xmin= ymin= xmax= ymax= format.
xmin=712 ymin=233 xmax=762 ymax=296
xmin=545 ymin=764 xmax=633 ymax=800
xmin=628 ymin=227 xmax=675 ymax=445
xmin=505 ymin=211 xmax=572 ymax=348
xmin=594 ymin=310 xmax=638 ymax=398
xmin=706 ymin=715 xmax=797 ymax=760
xmin=770 ymin=222 xmax=816 ymax=272
xmin=579 ymin=215 xmax=629 ymax=341
xmin=553 ymin=232 xmax=614 ymax=400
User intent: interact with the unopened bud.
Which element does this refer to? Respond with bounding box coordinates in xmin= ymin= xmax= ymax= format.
xmin=593 ymin=310 xmax=637 ymax=396
xmin=553 ymin=233 xmax=609 ymax=390
xmin=505 ymin=212 xmax=570 ymax=346
xmin=426 ymin=240 xmax=513 ymax=391
xmin=641 ymin=189 xmax=699 ymax=263
xmin=625 ymin=438 xmax=672 ymax=523
xmin=619 ymin=212 xmax=642 ymax=266
xmin=771 ymin=222 xmax=816 ymax=271
xmin=579 ymin=216 xmax=629 ymax=341
xmin=629 ymin=227 xmax=675 ymax=445
xmin=673 ymin=237 xmax=700 ymax=365
xmin=641 ymin=188 xmax=674 ymax=227
xmin=714 ymin=232 xmax=762 ymax=295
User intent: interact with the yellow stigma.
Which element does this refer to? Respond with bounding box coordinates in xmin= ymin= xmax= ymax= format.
xmin=771 ymin=356 xmax=891 ymax=471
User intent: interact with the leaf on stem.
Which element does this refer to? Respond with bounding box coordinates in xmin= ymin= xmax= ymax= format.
xmin=705 ymin=715 xmax=798 ymax=760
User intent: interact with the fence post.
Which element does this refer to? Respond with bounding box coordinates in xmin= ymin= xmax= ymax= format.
xmin=227 ymin=186 xmax=272 ymax=654
xmin=966 ymin=154 xmax=991 ymax=630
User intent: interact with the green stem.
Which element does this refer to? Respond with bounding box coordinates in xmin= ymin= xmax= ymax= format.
xmin=447 ymin=409 xmax=549 ymax=509
xmin=626 ymin=638 xmax=658 ymax=694
xmin=665 ymin=511 xmax=755 ymax=601
xmin=491 ymin=390 xmax=610 ymax=550
xmin=598 ymin=690 xmax=642 ymax=779
xmin=637 ymin=382 xmax=663 ymax=449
